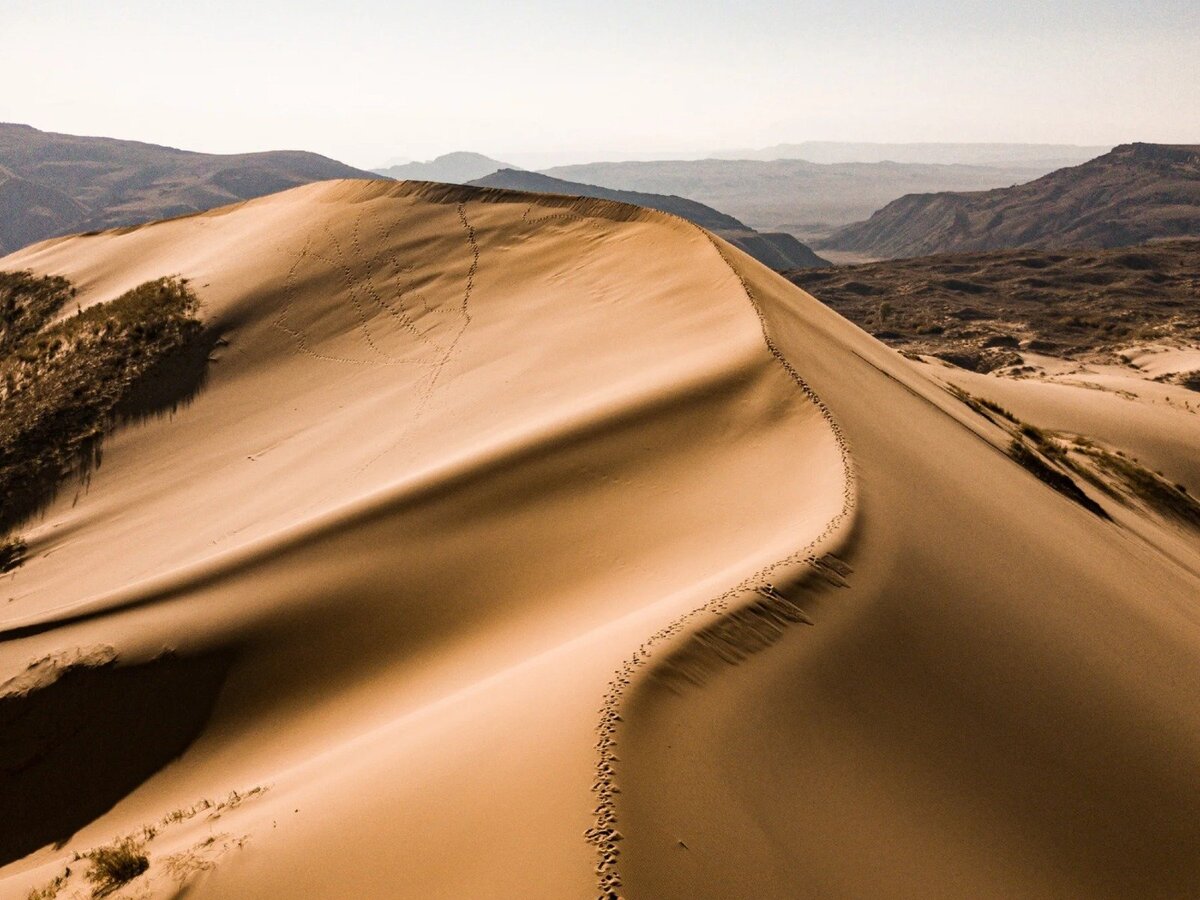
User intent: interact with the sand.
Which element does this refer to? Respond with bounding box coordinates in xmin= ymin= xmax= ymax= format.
xmin=1 ymin=180 xmax=1198 ymax=899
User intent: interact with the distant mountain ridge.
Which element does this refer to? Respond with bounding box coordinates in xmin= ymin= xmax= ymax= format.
xmin=820 ymin=143 xmax=1200 ymax=258
xmin=539 ymin=157 xmax=1055 ymax=241
xmin=0 ymin=123 xmax=378 ymax=254
xmin=711 ymin=141 xmax=1111 ymax=168
xmin=469 ymin=169 xmax=830 ymax=269
xmin=373 ymin=152 xmax=513 ymax=184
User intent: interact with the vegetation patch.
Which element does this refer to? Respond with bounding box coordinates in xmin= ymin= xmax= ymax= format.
xmin=947 ymin=384 xmax=1017 ymax=424
xmin=84 ymin=835 xmax=149 ymax=897
xmin=951 ymin=386 xmax=1198 ymax=527
xmin=0 ymin=273 xmax=206 ymax=533
xmin=1154 ymin=370 xmax=1200 ymax=393
xmin=0 ymin=272 xmax=76 ymax=357
xmin=1079 ymin=446 xmax=1200 ymax=528
xmin=788 ymin=238 xmax=1200 ymax=365
xmin=25 ymin=869 xmax=69 ymax=900
xmin=951 ymin=386 xmax=1107 ymax=517
xmin=1007 ymin=439 xmax=1110 ymax=519
xmin=22 ymin=785 xmax=267 ymax=900
xmin=0 ymin=535 xmax=25 ymax=573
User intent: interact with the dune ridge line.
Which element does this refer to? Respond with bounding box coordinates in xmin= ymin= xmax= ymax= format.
xmin=587 ymin=226 xmax=859 ymax=898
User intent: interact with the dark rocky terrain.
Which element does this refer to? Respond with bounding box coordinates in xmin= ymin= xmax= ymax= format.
xmin=0 ymin=123 xmax=377 ymax=254
xmin=821 ymin=144 xmax=1200 ymax=258
xmin=788 ymin=238 xmax=1200 ymax=375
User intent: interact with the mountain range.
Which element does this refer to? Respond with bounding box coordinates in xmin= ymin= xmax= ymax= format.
xmin=540 ymin=158 xmax=1060 ymax=240
xmin=820 ymin=143 xmax=1200 ymax=258
xmin=372 ymin=151 xmax=515 ymax=184
xmin=0 ymin=123 xmax=377 ymax=254
xmin=710 ymin=141 xmax=1111 ymax=168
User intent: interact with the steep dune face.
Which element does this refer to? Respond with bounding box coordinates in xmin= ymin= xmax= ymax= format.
xmin=1 ymin=180 xmax=1198 ymax=899
xmin=617 ymin=245 xmax=1200 ymax=898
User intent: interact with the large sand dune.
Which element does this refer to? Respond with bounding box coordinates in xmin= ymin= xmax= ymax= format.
xmin=1 ymin=180 xmax=1198 ymax=899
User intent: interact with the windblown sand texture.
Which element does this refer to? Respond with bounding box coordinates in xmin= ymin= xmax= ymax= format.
xmin=1 ymin=180 xmax=1198 ymax=899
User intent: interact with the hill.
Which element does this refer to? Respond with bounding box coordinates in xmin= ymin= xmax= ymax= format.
xmin=821 ymin=143 xmax=1200 ymax=258
xmin=373 ymin=151 xmax=513 ymax=183
xmin=470 ymin=168 xmax=830 ymax=268
xmin=540 ymin=157 xmax=1052 ymax=241
xmin=2 ymin=181 xmax=1199 ymax=899
xmin=0 ymin=122 xmax=377 ymax=254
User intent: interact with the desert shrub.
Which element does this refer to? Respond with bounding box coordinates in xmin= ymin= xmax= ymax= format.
xmin=0 ymin=271 xmax=75 ymax=358
xmin=1008 ymin=439 xmax=1109 ymax=519
xmin=0 ymin=275 xmax=203 ymax=531
xmin=1082 ymin=448 xmax=1200 ymax=528
xmin=0 ymin=535 xmax=25 ymax=573
xmin=25 ymin=869 xmax=68 ymax=900
xmin=977 ymin=397 xmax=1016 ymax=422
xmin=948 ymin=385 xmax=1017 ymax=423
xmin=85 ymin=836 xmax=149 ymax=897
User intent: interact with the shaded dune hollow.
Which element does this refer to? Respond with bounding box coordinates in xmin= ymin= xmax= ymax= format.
xmin=0 ymin=650 xmax=233 ymax=868
xmin=0 ymin=179 xmax=1197 ymax=899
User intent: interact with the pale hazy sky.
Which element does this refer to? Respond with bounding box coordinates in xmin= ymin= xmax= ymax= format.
xmin=3 ymin=0 xmax=1197 ymax=168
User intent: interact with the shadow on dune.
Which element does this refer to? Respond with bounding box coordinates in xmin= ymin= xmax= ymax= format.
xmin=0 ymin=650 xmax=233 ymax=866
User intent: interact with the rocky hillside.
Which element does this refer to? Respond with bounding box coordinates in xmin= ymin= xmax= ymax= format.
xmin=820 ymin=144 xmax=1200 ymax=258
xmin=0 ymin=123 xmax=377 ymax=254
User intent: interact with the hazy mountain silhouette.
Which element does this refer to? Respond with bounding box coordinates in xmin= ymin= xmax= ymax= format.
xmin=710 ymin=141 xmax=1110 ymax=168
xmin=374 ymin=151 xmax=515 ymax=183
xmin=540 ymin=157 xmax=1054 ymax=241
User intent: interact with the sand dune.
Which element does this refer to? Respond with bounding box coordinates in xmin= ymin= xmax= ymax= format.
xmin=2 ymin=180 xmax=1198 ymax=899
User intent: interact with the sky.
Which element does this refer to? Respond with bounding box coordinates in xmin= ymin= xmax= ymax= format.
xmin=3 ymin=0 xmax=1198 ymax=169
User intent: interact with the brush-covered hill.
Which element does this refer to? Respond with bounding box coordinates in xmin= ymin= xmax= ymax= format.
xmin=788 ymin=239 xmax=1200 ymax=375
xmin=0 ymin=123 xmax=378 ymax=254
xmin=821 ymin=143 xmax=1200 ymax=258
xmin=471 ymin=168 xmax=830 ymax=269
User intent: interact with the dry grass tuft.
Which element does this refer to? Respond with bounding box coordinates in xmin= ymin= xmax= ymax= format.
xmin=84 ymin=835 xmax=149 ymax=897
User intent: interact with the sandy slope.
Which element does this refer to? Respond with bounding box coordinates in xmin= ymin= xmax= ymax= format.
xmin=1 ymin=180 xmax=1198 ymax=899
xmin=0 ymin=181 xmax=844 ymax=899
xmin=616 ymin=252 xmax=1200 ymax=899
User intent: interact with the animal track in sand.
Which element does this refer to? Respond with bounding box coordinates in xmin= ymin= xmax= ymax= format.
xmin=353 ymin=201 xmax=481 ymax=475
xmin=272 ymin=203 xmax=478 ymax=370
xmin=586 ymin=225 xmax=858 ymax=899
